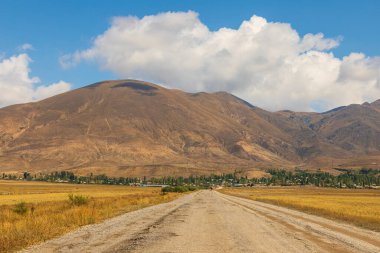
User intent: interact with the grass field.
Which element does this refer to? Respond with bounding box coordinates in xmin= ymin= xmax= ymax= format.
xmin=219 ymin=186 xmax=380 ymax=231
xmin=0 ymin=180 xmax=182 ymax=253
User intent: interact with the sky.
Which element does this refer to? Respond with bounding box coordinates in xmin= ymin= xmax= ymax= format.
xmin=0 ymin=0 xmax=379 ymax=111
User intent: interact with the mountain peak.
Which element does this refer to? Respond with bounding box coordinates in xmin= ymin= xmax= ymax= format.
xmin=84 ymin=79 xmax=163 ymax=90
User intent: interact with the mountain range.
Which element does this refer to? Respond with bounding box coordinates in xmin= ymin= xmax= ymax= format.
xmin=1 ymin=80 xmax=379 ymax=177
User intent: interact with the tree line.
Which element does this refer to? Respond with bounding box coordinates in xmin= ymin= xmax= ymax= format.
xmin=261 ymin=168 xmax=380 ymax=188
xmin=1 ymin=168 xmax=379 ymax=188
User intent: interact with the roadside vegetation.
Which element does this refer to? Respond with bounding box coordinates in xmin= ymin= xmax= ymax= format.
xmin=161 ymin=185 xmax=198 ymax=193
xmin=220 ymin=187 xmax=380 ymax=231
xmin=0 ymin=181 xmax=182 ymax=253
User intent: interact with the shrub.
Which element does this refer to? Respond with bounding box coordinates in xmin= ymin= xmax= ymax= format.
xmin=13 ymin=202 xmax=28 ymax=215
xmin=161 ymin=186 xmax=173 ymax=193
xmin=187 ymin=186 xmax=197 ymax=191
xmin=68 ymin=194 xmax=90 ymax=206
xmin=161 ymin=185 xmax=198 ymax=193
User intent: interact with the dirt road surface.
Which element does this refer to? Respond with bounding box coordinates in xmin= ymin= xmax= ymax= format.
xmin=22 ymin=190 xmax=380 ymax=253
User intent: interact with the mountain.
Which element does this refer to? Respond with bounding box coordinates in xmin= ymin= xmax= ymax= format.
xmin=0 ymin=80 xmax=379 ymax=177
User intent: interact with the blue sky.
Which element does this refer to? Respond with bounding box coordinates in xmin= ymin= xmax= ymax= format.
xmin=0 ymin=0 xmax=380 ymax=111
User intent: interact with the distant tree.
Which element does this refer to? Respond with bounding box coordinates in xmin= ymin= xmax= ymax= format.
xmin=23 ymin=171 xmax=31 ymax=181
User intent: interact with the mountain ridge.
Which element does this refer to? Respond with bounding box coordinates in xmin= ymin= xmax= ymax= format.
xmin=0 ymin=79 xmax=379 ymax=177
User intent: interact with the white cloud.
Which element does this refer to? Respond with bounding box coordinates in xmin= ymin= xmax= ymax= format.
xmin=61 ymin=11 xmax=380 ymax=112
xmin=0 ymin=54 xmax=71 ymax=107
xmin=18 ymin=43 xmax=34 ymax=51
xmin=33 ymin=80 xmax=72 ymax=100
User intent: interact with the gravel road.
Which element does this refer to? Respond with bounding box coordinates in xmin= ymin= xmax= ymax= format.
xmin=22 ymin=190 xmax=380 ymax=253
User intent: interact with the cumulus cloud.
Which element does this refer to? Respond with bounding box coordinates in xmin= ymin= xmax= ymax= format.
xmin=0 ymin=53 xmax=71 ymax=107
xmin=61 ymin=11 xmax=380 ymax=111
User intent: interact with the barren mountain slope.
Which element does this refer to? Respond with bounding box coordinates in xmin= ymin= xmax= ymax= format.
xmin=277 ymin=100 xmax=380 ymax=168
xmin=0 ymin=80 xmax=296 ymax=176
xmin=0 ymin=80 xmax=379 ymax=176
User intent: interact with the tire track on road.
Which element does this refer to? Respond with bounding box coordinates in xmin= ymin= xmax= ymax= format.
xmin=219 ymin=192 xmax=380 ymax=253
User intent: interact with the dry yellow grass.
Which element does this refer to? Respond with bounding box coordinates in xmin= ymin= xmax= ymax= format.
xmin=220 ymin=186 xmax=380 ymax=231
xmin=0 ymin=180 xmax=182 ymax=253
xmin=0 ymin=180 xmax=164 ymax=205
